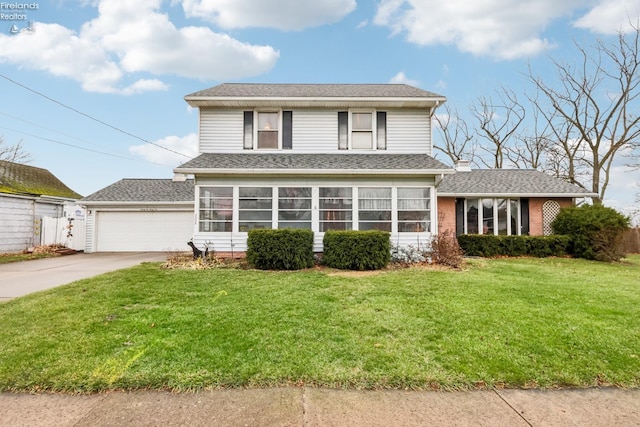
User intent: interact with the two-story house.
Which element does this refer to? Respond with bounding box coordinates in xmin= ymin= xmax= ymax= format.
xmin=174 ymin=83 xmax=454 ymax=253
xmin=81 ymin=83 xmax=595 ymax=253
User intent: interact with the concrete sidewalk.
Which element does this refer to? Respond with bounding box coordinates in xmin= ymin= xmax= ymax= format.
xmin=0 ymin=252 xmax=166 ymax=301
xmin=1 ymin=387 xmax=638 ymax=426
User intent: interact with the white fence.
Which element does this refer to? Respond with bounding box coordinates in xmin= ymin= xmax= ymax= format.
xmin=41 ymin=216 xmax=86 ymax=251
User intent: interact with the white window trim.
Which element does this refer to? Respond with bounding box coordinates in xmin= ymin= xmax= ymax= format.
xmin=349 ymin=110 xmax=379 ymax=151
xmin=197 ymin=185 xmax=434 ymax=235
xmin=464 ymin=198 xmax=521 ymax=236
xmin=253 ymin=110 xmax=282 ymax=150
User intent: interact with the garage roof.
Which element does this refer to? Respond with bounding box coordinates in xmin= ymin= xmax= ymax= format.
xmin=82 ymin=179 xmax=194 ymax=203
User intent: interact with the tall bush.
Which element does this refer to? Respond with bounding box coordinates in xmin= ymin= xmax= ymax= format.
xmin=247 ymin=229 xmax=314 ymax=270
xmin=552 ymin=204 xmax=629 ymax=261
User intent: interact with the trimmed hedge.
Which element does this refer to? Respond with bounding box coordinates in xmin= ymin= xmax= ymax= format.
xmin=246 ymin=229 xmax=314 ymax=270
xmin=323 ymin=230 xmax=391 ymax=270
xmin=457 ymin=234 xmax=570 ymax=258
xmin=552 ymin=204 xmax=630 ymax=261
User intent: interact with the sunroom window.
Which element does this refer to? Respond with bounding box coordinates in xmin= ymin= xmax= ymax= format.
xmin=278 ymin=187 xmax=312 ymax=229
xmin=239 ymin=187 xmax=273 ymax=231
xmin=199 ymin=187 xmax=233 ymax=232
xmin=319 ymin=187 xmax=352 ymax=231
xmin=358 ymin=187 xmax=391 ymax=231
xmin=398 ymin=188 xmax=431 ymax=232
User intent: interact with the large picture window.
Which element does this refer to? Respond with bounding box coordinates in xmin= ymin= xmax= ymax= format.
xmin=358 ymin=187 xmax=391 ymax=231
xmin=278 ymin=187 xmax=312 ymax=229
xmin=398 ymin=188 xmax=431 ymax=232
xmin=319 ymin=187 xmax=352 ymax=231
xmin=239 ymin=187 xmax=273 ymax=231
xmin=199 ymin=187 xmax=233 ymax=232
xmin=463 ymin=198 xmax=521 ymax=235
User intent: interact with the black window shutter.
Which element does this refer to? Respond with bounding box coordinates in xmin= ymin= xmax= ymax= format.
xmin=283 ymin=111 xmax=292 ymax=150
xmin=376 ymin=111 xmax=387 ymax=150
xmin=455 ymin=198 xmax=465 ymax=236
xmin=338 ymin=111 xmax=348 ymax=150
xmin=243 ymin=111 xmax=253 ymax=149
xmin=520 ymin=199 xmax=530 ymax=235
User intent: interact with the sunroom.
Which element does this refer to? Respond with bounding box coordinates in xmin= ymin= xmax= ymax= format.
xmin=175 ymin=153 xmax=454 ymax=252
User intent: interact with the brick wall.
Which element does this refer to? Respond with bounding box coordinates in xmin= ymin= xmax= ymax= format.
xmin=436 ymin=196 xmax=574 ymax=236
xmin=437 ymin=197 xmax=457 ymax=234
xmin=528 ymin=198 xmax=573 ymax=236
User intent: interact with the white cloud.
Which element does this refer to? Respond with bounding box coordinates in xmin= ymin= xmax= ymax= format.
xmin=374 ymin=0 xmax=588 ymax=59
xmin=129 ymin=133 xmax=199 ymax=165
xmin=180 ymin=0 xmax=356 ymax=30
xmin=389 ymin=71 xmax=420 ymax=86
xmin=574 ymin=0 xmax=640 ymax=34
xmin=0 ymin=0 xmax=279 ymax=93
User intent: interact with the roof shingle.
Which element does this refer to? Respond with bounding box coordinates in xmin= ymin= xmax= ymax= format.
xmin=175 ymin=153 xmax=452 ymax=173
xmin=438 ymin=169 xmax=596 ymax=197
xmin=82 ymin=179 xmax=194 ymax=202
xmin=186 ymin=83 xmax=444 ymax=99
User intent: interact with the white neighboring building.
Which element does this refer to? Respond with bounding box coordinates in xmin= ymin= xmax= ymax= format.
xmin=0 ymin=160 xmax=82 ymax=253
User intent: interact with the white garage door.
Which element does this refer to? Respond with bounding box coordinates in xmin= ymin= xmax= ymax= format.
xmin=96 ymin=211 xmax=194 ymax=252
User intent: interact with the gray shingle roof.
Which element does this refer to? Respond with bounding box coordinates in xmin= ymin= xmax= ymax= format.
xmin=186 ymin=83 xmax=443 ymax=99
xmin=175 ymin=153 xmax=452 ymax=173
xmin=438 ymin=170 xmax=597 ymax=197
xmin=82 ymin=179 xmax=194 ymax=203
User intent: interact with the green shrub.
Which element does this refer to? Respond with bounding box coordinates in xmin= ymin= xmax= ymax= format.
xmin=246 ymin=229 xmax=314 ymax=270
xmin=457 ymin=234 xmax=570 ymax=258
xmin=323 ymin=230 xmax=391 ymax=270
xmin=552 ymin=204 xmax=630 ymax=261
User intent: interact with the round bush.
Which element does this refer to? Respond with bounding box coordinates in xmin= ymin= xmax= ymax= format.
xmin=552 ymin=204 xmax=629 ymax=261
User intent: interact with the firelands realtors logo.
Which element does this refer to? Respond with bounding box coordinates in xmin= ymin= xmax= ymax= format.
xmin=1 ymin=2 xmax=39 ymax=34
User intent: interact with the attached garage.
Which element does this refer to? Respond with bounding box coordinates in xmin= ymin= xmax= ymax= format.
xmin=95 ymin=210 xmax=193 ymax=252
xmin=82 ymin=179 xmax=195 ymax=253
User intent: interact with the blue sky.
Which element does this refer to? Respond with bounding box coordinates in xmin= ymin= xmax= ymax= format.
xmin=0 ymin=0 xmax=639 ymax=221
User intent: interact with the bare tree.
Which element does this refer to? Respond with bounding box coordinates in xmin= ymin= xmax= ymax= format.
xmin=432 ymin=103 xmax=475 ymax=164
xmin=528 ymin=27 xmax=640 ymax=204
xmin=471 ymin=88 xmax=525 ymax=169
xmin=0 ymin=137 xmax=31 ymax=164
xmin=503 ymin=89 xmax=557 ymax=170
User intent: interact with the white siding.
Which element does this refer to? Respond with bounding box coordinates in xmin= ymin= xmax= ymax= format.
xmin=85 ymin=211 xmax=96 ymax=253
xmin=386 ymin=110 xmax=431 ymax=154
xmin=0 ymin=194 xmax=65 ymax=253
xmin=197 ymin=108 xmax=433 ymax=154
xmin=199 ymin=109 xmax=244 ymax=153
xmin=290 ymin=110 xmax=338 ymax=152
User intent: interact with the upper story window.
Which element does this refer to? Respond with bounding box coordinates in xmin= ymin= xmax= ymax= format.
xmin=338 ymin=111 xmax=387 ymax=150
xmin=258 ymin=112 xmax=278 ymax=149
xmin=244 ymin=111 xmax=293 ymax=150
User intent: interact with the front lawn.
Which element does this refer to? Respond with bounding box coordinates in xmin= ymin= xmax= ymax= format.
xmin=0 ymin=256 xmax=638 ymax=392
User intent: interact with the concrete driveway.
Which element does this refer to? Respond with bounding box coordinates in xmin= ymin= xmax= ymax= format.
xmin=0 ymin=252 xmax=166 ymax=301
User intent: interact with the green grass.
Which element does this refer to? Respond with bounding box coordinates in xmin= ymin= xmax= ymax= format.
xmin=1 ymin=256 xmax=639 ymax=392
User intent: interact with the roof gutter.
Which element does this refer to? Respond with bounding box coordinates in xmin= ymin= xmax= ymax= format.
xmin=173 ymin=168 xmax=457 ymax=176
